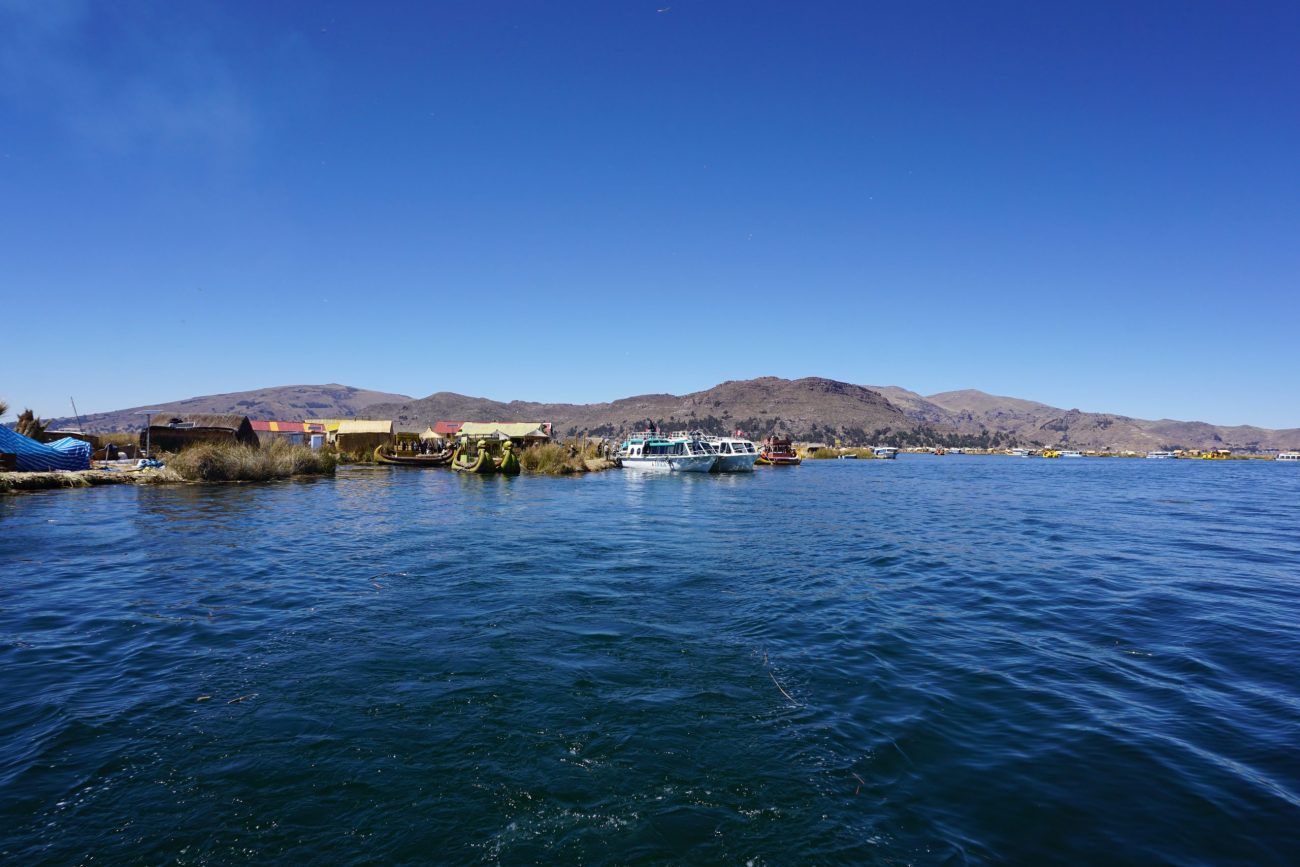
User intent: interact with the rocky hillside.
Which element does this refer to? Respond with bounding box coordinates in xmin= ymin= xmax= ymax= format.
xmin=870 ymin=386 xmax=1300 ymax=452
xmin=365 ymin=377 xmax=926 ymax=443
xmin=47 ymin=384 xmax=413 ymax=433
xmin=49 ymin=378 xmax=1300 ymax=451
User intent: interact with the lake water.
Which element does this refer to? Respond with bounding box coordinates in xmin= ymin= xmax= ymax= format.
xmin=2 ymin=457 xmax=1298 ymax=864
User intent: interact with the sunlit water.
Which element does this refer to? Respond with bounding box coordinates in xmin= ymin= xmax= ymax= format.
xmin=2 ymin=457 xmax=1298 ymax=864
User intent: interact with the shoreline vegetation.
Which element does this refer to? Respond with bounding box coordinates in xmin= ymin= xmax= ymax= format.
xmin=0 ymin=436 xmax=1281 ymax=495
xmin=0 ymin=437 xmax=620 ymax=493
xmin=165 ymin=440 xmax=338 ymax=482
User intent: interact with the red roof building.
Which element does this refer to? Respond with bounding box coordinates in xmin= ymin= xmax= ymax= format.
xmin=250 ymin=421 xmax=326 ymax=433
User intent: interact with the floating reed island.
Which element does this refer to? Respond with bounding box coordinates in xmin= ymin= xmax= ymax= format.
xmin=0 ymin=412 xmax=619 ymax=493
xmin=3 ymin=404 xmax=1290 ymax=495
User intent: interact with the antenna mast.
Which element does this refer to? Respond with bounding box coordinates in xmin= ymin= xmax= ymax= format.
xmin=70 ymin=397 xmax=87 ymax=435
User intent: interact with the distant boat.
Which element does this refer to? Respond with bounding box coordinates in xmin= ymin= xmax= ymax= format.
xmin=1277 ymin=452 xmax=1300 ymax=462
xmin=1007 ymin=448 xmax=1033 ymax=457
xmin=838 ymin=453 xmax=858 ymax=459
xmin=1145 ymin=451 xmax=1177 ymax=460
xmin=1061 ymin=450 xmax=1084 ymax=458
xmin=872 ymin=446 xmax=898 ymax=459
xmin=759 ymin=436 xmax=801 ymax=466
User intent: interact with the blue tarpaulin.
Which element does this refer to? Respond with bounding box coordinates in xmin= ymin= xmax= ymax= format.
xmin=0 ymin=427 xmax=92 ymax=472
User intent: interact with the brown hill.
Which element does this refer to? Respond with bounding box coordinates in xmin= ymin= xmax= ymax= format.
xmin=51 ymin=378 xmax=1300 ymax=451
xmin=873 ymin=387 xmax=1300 ymax=452
xmin=48 ymin=384 xmax=413 ymax=433
xmin=365 ymin=377 xmax=922 ymax=442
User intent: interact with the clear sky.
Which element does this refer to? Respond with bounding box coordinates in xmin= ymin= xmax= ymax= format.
xmin=3 ymin=1 xmax=1298 ymax=427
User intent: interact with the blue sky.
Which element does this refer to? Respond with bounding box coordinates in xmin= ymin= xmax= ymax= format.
xmin=3 ymin=1 xmax=1298 ymax=427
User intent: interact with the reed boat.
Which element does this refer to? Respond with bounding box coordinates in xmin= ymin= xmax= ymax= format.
xmin=452 ymin=443 xmax=496 ymax=473
xmin=494 ymin=441 xmax=521 ymax=475
xmin=374 ymin=444 xmax=454 ymax=467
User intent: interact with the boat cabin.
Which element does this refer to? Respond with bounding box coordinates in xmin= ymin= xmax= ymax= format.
xmin=619 ymin=435 xmax=700 ymax=458
xmin=762 ymin=436 xmax=797 ymax=457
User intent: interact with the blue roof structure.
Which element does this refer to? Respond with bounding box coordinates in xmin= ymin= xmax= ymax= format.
xmin=0 ymin=427 xmax=91 ymax=472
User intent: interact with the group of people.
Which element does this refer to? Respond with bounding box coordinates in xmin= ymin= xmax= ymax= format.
xmin=394 ymin=438 xmax=450 ymax=455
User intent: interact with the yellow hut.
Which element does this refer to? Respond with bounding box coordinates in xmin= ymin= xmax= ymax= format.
xmin=456 ymin=422 xmax=552 ymax=448
xmin=334 ymin=419 xmax=394 ymax=454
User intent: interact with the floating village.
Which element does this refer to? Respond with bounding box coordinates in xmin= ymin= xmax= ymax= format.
xmin=2 ymin=405 xmax=1297 ymax=494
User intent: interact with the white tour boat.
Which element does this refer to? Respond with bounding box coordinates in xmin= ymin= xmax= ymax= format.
xmin=1061 ymin=450 xmax=1084 ymax=458
xmin=704 ymin=436 xmax=760 ymax=472
xmin=872 ymin=446 xmax=899 ymax=460
xmin=1007 ymin=448 xmax=1033 ymax=457
xmin=1145 ymin=451 xmax=1177 ymax=460
xmin=616 ymin=433 xmax=716 ymax=472
xmin=1277 ymin=452 xmax=1300 ymax=462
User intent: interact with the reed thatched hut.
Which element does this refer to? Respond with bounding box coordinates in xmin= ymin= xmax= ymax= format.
xmin=144 ymin=414 xmax=258 ymax=453
xmin=334 ymin=419 xmax=394 ymax=454
xmin=457 ymin=422 xmax=552 ymax=448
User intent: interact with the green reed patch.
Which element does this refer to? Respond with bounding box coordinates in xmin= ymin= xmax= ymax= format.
xmin=165 ymin=439 xmax=337 ymax=482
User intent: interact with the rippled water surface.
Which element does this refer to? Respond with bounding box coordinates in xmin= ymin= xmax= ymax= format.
xmin=2 ymin=457 xmax=1299 ymax=864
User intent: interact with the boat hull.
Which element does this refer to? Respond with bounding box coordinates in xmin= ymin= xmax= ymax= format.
xmin=374 ymin=445 xmax=453 ymax=467
xmin=494 ymin=444 xmax=521 ymax=476
xmin=452 ymin=446 xmax=495 ymax=473
xmin=619 ymin=455 xmax=716 ymax=472
xmin=713 ymin=453 xmax=759 ymax=473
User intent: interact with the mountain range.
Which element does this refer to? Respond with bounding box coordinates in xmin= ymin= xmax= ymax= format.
xmin=41 ymin=378 xmax=1300 ymax=452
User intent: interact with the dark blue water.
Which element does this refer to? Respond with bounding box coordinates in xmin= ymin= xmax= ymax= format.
xmin=2 ymin=457 xmax=1298 ymax=864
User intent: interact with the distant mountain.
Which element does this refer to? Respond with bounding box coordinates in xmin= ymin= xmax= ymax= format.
xmin=52 ymin=378 xmax=1300 ymax=451
xmin=870 ymin=386 xmax=1300 ymax=452
xmin=46 ymin=384 xmax=413 ymax=433
xmin=364 ymin=377 xmax=921 ymax=442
